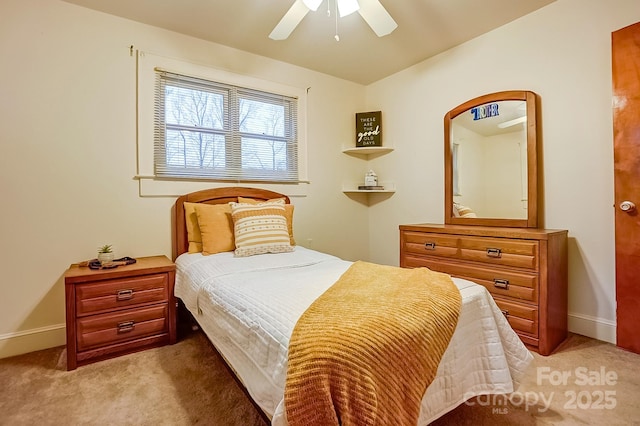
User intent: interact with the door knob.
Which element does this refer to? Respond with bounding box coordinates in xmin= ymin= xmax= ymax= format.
xmin=620 ymin=201 xmax=636 ymax=212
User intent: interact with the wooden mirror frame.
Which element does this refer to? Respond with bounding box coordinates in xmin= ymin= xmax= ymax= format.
xmin=444 ymin=90 xmax=539 ymax=228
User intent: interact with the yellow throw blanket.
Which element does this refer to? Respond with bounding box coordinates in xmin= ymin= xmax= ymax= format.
xmin=284 ymin=261 xmax=462 ymax=426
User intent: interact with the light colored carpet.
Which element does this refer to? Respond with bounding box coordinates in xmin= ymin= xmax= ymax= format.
xmin=0 ymin=331 xmax=267 ymax=426
xmin=432 ymin=334 xmax=640 ymax=425
xmin=0 ymin=331 xmax=638 ymax=425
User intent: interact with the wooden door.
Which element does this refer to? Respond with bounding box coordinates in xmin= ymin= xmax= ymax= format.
xmin=612 ymin=21 xmax=640 ymax=354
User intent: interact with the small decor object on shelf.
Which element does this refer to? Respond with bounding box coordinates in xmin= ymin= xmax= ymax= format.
xmin=365 ymin=169 xmax=378 ymax=186
xmin=97 ymin=244 xmax=114 ymax=265
xmin=360 ymin=170 xmax=383 ymax=190
xmin=358 ymin=185 xmax=385 ymax=190
xmin=355 ymin=111 xmax=382 ymax=147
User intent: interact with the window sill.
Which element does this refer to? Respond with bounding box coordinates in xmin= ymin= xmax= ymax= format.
xmin=134 ymin=175 xmax=309 ymax=198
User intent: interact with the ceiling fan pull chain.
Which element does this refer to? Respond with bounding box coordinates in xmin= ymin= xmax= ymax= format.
xmin=334 ymin=0 xmax=340 ymax=41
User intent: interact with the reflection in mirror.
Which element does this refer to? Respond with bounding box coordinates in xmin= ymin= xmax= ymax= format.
xmin=451 ymin=100 xmax=528 ymax=219
xmin=444 ymin=91 xmax=538 ymax=228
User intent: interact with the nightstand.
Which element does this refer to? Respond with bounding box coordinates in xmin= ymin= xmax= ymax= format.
xmin=64 ymin=255 xmax=176 ymax=370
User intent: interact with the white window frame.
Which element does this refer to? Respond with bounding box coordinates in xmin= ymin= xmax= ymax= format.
xmin=136 ymin=51 xmax=308 ymax=197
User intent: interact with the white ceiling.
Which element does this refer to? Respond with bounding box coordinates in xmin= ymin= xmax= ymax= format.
xmin=62 ymin=0 xmax=555 ymax=85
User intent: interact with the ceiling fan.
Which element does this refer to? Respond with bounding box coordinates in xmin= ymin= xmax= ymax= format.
xmin=269 ymin=0 xmax=397 ymax=40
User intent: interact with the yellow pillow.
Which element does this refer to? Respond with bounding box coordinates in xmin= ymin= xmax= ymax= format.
xmin=194 ymin=203 xmax=235 ymax=255
xmin=230 ymin=200 xmax=294 ymax=257
xmin=184 ymin=202 xmax=203 ymax=253
xmin=237 ymin=197 xmax=295 ymax=246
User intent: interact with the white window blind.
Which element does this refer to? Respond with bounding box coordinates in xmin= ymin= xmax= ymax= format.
xmin=154 ymin=70 xmax=299 ymax=182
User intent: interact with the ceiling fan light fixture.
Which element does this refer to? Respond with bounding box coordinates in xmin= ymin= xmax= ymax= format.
xmin=270 ymin=0 xmax=396 ymax=40
xmin=337 ymin=0 xmax=360 ymax=17
xmin=497 ymin=116 xmax=527 ymax=129
xmin=302 ymin=0 xmax=323 ymax=11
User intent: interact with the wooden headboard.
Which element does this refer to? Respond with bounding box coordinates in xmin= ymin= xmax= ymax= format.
xmin=172 ymin=187 xmax=290 ymax=260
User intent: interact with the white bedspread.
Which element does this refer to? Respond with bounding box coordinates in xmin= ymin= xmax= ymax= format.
xmin=175 ymin=246 xmax=533 ymax=425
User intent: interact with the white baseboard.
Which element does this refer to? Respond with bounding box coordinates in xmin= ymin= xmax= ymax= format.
xmin=568 ymin=311 xmax=616 ymax=344
xmin=0 ymin=314 xmax=619 ymax=359
xmin=0 ymin=324 xmax=66 ymax=359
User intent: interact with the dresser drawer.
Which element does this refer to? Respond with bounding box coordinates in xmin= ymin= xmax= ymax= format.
xmin=402 ymin=256 xmax=538 ymax=303
xmin=401 ymin=231 xmax=539 ymax=270
xmin=77 ymin=304 xmax=168 ymax=351
xmin=76 ymin=274 xmax=169 ymax=316
xmin=458 ymin=237 xmax=538 ymax=270
xmin=401 ymin=231 xmax=459 ymax=259
xmin=494 ymin=298 xmax=538 ymax=337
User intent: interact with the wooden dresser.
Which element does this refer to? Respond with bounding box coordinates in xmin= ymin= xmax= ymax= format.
xmin=399 ymin=224 xmax=568 ymax=356
xmin=64 ymin=255 xmax=176 ymax=370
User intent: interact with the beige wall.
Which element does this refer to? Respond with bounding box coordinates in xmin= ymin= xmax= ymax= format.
xmin=365 ymin=0 xmax=640 ymax=343
xmin=0 ymin=0 xmax=369 ymax=357
xmin=1 ymin=0 xmax=638 ymax=358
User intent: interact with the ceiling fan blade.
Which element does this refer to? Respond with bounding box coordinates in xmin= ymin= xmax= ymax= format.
xmin=357 ymin=0 xmax=398 ymax=37
xmin=302 ymin=0 xmax=322 ymax=11
xmin=269 ymin=0 xmax=310 ymax=40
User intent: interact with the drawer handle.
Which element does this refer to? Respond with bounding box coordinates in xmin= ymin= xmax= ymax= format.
xmin=117 ymin=321 xmax=135 ymax=333
xmin=493 ymin=279 xmax=510 ymax=290
xmin=424 ymin=242 xmax=436 ymax=250
xmin=501 ymin=309 xmax=509 ymax=318
xmin=116 ymin=289 xmax=134 ymax=301
xmin=486 ymin=248 xmax=502 ymax=258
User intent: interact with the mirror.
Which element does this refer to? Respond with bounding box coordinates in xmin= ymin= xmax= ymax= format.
xmin=444 ymin=91 xmax=538 ymax=228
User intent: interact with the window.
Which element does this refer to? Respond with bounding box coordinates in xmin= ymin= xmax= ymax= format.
xmin=154 ymin=70 xmax=298 ymax=182
xmin=452 ymin=142 xmax=460 ymax=196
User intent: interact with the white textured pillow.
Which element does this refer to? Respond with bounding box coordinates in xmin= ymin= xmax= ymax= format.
xmin=230 ymin=199 xmax=294 ymax=257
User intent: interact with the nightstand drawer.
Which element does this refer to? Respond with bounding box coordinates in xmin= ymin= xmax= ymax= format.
xmin=458 ymin=237 xmax=538 ymax=270
xmin=76 ymin=274 xmax=169 ymax=316
xmin=77 ymin=304 xmax=168 ymax=351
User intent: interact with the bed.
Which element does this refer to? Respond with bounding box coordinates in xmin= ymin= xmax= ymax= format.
xmin=172 ymin=187 xmax=533 ymax=425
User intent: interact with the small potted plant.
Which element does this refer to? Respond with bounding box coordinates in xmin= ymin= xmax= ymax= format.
xmin=97 ymin=244 xmax=114 ymax=265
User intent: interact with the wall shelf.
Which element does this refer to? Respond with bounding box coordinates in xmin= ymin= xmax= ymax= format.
xmin=342 ymin=146 xmax=395 ymax=203
xmin=342 ymin=182 xmax=396 ymax=194
xmin=342 ymin=146 xmax=394 ymax=156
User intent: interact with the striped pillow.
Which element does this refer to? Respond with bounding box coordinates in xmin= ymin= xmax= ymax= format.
xmin=453 ymin=203 xmax=478 ymax=218
xmin=230 ymin=199 xmax=294 ymax=257
xmin=237 ymin=197 xmax=296 ymax=246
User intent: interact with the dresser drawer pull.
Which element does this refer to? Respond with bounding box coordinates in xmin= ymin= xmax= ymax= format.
xmin=501 ymin=310 xmax=509 ymax=318
xmin=116 ymin=289 xmax=134 ymax=301
xmin=486 ymin=248 xmax=502 ymax=258
xmin=424 ymin=242 xmax=436 ymax=250
xmin=493 ymin=279 xmax=510 ymax=290
xmin=117 ymin=321 xmax=135 ymax=333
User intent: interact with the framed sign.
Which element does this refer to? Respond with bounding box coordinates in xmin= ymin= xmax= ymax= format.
xmin=356 ymin=111 xmax=382 ymax=147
